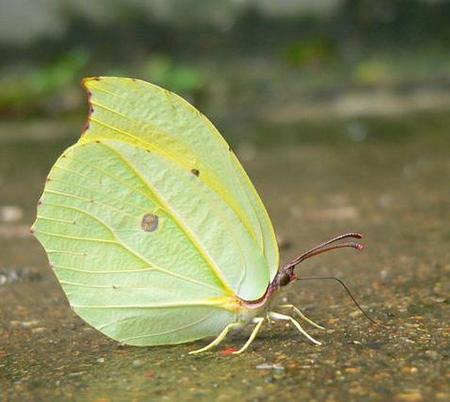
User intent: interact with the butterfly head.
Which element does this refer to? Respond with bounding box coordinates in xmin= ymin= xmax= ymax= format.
xmin=275 ymin=267 xmax=297 ymax=288
xmin=271 ymin=232 xmax=364 ymax=293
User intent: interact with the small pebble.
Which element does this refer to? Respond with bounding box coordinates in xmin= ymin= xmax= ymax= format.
xmin=401 ymin=367 xmax=418 ymax=375
xmin=349 ymin=310 xmax=362 ymax=318
xmin=68 ymin=372 xmax=85 ymax=377
xmin=20 ymin=320 xmax=40 ymax=328
xmin=424 ymin=350 xmax=439 ymax=360
xmin=256 ymin=363 xmax=285 ymax=371
xmin=143 ymin=369 xmax=155 ymax=379
xmin=396 ymin=391 xmax=423 ymax=402
xmin=0 ymin=206 xmax=23 ymax=222
xmin=430 ymin=296 xmax=446 ymax=303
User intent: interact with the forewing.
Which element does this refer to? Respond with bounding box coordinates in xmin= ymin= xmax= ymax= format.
xmin=82 ymin=77 xmax=279 ymax=283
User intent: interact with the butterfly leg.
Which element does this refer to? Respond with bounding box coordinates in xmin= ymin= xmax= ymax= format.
xmin=232 ymin=317 xmax=265 ymax=355
xmin=189 ymin=322 xmax=241 ymax=355
xmin=269 ymin=311 xmax=322 ymax=345
xmin=277 ymin=304 xmax=325 ymax=330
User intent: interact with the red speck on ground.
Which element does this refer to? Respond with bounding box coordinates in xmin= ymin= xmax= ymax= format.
xmin=220 ymin=347 xmax=238 ymax=356
xmin=143 ymin=369 xmax=155 ymax=379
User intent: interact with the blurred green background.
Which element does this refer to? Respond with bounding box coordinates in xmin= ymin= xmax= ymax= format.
xmin=2 ymin=0 xmax=450 ymax=124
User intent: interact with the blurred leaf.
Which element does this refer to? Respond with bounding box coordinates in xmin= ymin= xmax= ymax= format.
xmin=142 ymin=55 xmax=206 ymax=94
xmin=353 ymin=60 xmax=392 ymax=86
xmin=283 ymin=38 xmax=337 ymax=68
xmin=0 ymin=49 xmax=89 ymax=116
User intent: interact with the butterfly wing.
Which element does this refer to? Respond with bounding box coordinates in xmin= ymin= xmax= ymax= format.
xmin=33 ymin=77 xmax=279 ymax=345
xmin=82 ymin=77 xmax=279 ymax=286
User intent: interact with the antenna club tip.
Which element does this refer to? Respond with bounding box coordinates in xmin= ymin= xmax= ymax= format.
xmin=356 ymin=243 xmax=364 ymax=251
xmin=350 ymin=232 xmax=363 ymax=239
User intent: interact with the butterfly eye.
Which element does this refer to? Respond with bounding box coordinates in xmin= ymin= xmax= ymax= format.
xmin=278 ymin=272 xmax=290 ymax=287
xmin=141 ymin=213 xmax=159 ymax=232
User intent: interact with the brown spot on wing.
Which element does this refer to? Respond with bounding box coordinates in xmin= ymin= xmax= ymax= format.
xmin=141 ymin=213 xmax=159 ymax=232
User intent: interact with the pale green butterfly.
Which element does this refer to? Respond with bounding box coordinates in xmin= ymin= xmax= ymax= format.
xmin=32 ymin=77 xmax=364 ymax=354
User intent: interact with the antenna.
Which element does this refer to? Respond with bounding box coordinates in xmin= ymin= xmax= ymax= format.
xmin=299 ymin=276 xmax=387 ymax=328
xmin=283 ymin=233 xmax=364 ymax=270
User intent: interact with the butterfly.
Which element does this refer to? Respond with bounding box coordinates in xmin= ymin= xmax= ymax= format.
xmin=32 ymin=77 xmax=364 ymax=354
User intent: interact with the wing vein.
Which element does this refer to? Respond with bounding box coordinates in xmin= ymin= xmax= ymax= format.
xmin=120 ymin=311 xmax=216 ymax=341
xmin=38 ymin=230 xmax=117 ymax=244
xmin=55 ymin=264 xmax=154 ymax=274
xmin=72 ymin=301 xmax=225 ymax=309
xmin=100 ymin=142 xmax=234 ymax=294
xmin=86 ymin=105 xmax=259 ymax=245
xmin=37 ymin=205 xmax=223 ymax=293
